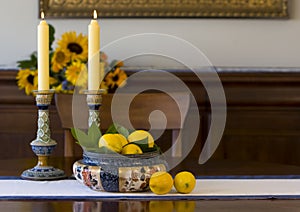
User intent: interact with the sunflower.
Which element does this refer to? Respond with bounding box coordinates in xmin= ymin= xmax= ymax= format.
xmin=16 ymin=69 xmax=38 ymax=95
xmin=51 ymin=48 xmax=71 ymax=73
xmin=65 ymin=60 xmax=87 ymax=87
xmin=57 ymin=31 xmax=88 ymax=62
xmin=102 ymin=67 xmax=127 ymax=93
xmin=16 ymin=24 xmax=126 ymax=95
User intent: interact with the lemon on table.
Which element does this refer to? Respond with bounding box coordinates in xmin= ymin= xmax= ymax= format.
xmin=174 ymin=171 xmax=196 ymax=194
xmin=121 ymin=143 xmax=143 ymax=154
xmin=149 ymin=171 xmax=173 ymax=195
xmin=98 ymin=134 xmax=123 ymax=153
xmin=128 ymin=130 xmax=154 ymax=148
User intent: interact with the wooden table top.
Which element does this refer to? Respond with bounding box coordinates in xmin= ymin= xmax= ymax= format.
xmin=1 ymin=156 xmax=300 ymax=211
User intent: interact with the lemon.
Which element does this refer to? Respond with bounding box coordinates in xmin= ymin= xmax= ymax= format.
xmin=98 ymin=134 xmax=123 ymax=153
xmin=174 ymin=171 xmax=196 ymax=194
xmin=149 ymin=171 xmax=173 ymax=195
xmin=114 ymin=133 xmax=128 ymax=147
xmin=149 ymin=201 xmax=173 ymax=212
xmin=121 ymin=143 xmax=143 ymax=154
xmin=128 ymin=130 xmax=154 ymax=148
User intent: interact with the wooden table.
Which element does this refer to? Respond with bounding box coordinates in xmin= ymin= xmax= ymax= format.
xmin=1 ymin=157 xmax=300 ymax=211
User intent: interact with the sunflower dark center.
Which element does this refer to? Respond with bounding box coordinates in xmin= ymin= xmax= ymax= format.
xmin=56 ymin=51 xmax=65 ymax=63
xmin=67 ymin=42 xmax=83 ymax=54
xmin=113 ymin=75 xmax=119 ymax=82
xmin=27 ymin=75 xmax=34 ymax=85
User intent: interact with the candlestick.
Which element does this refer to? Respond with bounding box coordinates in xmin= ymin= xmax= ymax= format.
xmin=21 ymin=90 xmax=66 ymax=180
xmin=37 ymin=12 xmax=49 ymax=91
xmin=88 ymin=10 xmax=100 ymax=91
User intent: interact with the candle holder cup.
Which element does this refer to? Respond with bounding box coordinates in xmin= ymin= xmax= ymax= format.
xmin=83 ymin=89 xmax=106 ymax=127
xmin=21 ymin=90 xmax=66 ymax=180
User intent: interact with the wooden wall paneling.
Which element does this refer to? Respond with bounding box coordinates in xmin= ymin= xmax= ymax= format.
xmin=2 ymin=68 xmax=300 ymax=167
xmin=217 ymin=70 xmax=300 ymax=165
xmin=0 ymin=70 xmax=64 ymax=158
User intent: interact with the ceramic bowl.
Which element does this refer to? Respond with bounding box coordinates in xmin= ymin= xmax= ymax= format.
xmin=73 ymin=150 xmax=168 ymax=192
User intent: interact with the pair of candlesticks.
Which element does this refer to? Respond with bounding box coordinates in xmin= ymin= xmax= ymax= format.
xmin=21 ymin=89 xmax=104 ymax=180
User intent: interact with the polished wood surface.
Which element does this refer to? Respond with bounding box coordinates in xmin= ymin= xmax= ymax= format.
xmin=0 ymin=200 xmax=300 ymax=212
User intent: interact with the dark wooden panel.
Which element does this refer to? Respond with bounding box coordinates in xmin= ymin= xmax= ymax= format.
xmin=2 ymin=68 xmax=300 ymax=167
xmin=0 ymin=70 xmax=64 ymax=158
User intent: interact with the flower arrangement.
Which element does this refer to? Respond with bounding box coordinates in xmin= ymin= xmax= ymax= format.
xmin=16 ymin=24 xmax=127 ymax=95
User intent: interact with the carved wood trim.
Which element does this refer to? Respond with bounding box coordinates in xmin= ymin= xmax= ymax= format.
xmin=39 ymin=0 xmax=288 ymax=19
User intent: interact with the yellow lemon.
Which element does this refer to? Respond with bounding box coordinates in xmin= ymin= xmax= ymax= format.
xmin=98 ymin=134 xmax=123 ymax=153
xmin=121 ymin=143 xmax=143 ymax=154
xmin=174 ymin=201 xmax=196 ymax=212
xmin=149 ymin=201 xmax=173 ymax=212
xmin=149 ymin=171 xmax=173 ymax=195
xmin=174 ymin=171 xmax=196 ymax=194
xmin=128 ymin=130 xmax=154 ymax=148
xmin=114 ymin=133 xmax=128 ymax=147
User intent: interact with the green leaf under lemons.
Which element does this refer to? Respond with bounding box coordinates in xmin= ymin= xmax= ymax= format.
xmin=106 ymin=123 xmax=129 ymax=138
xmin=71 ymin=122 xmax=102 ymax=149
xmin=130 ymin=137 xmax=158 ymax=153
xmin=88 ymin=122 xmax=102 ymax=146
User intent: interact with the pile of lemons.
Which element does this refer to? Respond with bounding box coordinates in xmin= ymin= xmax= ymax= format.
xmin=98 ymin=130 xmax=155 ymax=154
xmin=149 ymin=171 xmax=196 ymax=195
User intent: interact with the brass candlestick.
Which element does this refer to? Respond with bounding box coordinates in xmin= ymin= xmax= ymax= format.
xmin=21 ymin=90 xmax=66 ymax=180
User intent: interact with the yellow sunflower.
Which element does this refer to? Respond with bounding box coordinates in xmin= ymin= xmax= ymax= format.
xmin=16 ymin=69 xmax=38 ymax=95
xmin=57 ymin=31 xmax=88 ymax=62
xmin=51 ymin=48 xmax=70 ymax=73
xmin=65 ymin=60 xmax=87 ymax=87
xmin=102 ymin=67 xmax=127 ymax=92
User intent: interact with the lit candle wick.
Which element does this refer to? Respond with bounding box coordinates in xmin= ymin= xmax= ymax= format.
xmin=93 ymin=10 xmax=97 ymax=19
xmin=41 ymin=11 xmax=45 ymax=20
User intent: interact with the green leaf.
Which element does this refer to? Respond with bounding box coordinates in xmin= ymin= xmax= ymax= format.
xmin=71 ymin=128 xmax=91 ymax=148
xmin=49 ymin=24 xmax=55 ymax=51
xmin=17 ymin=52 xmax=37 ymax=69
xmin=105 ymin=124 xmax=117 ymax=134
xmin=129 ymin=137 xmax=158 ymax=153
xmin=106 ymin=123 xmax=129 ymax=138
xmin=71 ymin=123 xmax=102 ymax=149
xmin=87 ymin=122 xmax=102 ymax=147
xmin=132 ymin=137 xmax=148 ymax=145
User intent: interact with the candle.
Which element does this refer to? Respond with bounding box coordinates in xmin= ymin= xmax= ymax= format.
xmin=88 ymin=10 xmax=100 ymax=91
xmin=37 ymin=12 xmax=49 ymax=91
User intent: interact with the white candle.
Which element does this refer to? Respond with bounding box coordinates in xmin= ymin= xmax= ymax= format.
xmin=37 ymin=12 xmax=49 ymax=91
xmin=88 ymin=10 xmax=100 ymax=91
